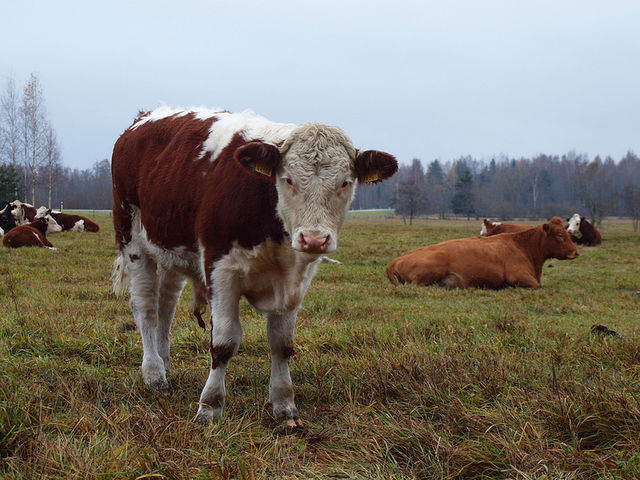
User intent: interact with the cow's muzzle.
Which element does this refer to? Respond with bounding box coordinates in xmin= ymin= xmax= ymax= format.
xmin=299 ymin=233 xmax=330 ymax=254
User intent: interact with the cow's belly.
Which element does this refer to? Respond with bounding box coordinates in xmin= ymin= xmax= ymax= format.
xmin=214 ymin=239 xmax=321 ymax=315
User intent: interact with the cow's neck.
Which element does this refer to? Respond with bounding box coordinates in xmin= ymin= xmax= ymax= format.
xmin=30 ymin=220 xmax=48 ymax=236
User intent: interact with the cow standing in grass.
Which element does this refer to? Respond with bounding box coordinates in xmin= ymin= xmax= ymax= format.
xmin=111 ymin=106 xmax=397 ymax=426
xmin=387 ymin=217 xmax=578 ymax=289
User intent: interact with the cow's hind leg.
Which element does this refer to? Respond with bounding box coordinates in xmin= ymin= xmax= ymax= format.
xmin=267 ymin=311 xmax=301 ymax=429
xmin=157 ymin=268 xmax=186 ymax=375
xmin=194 ymin=275 xmax=242 ymax=425
xmin=125 ymin=249 xmax=167 ymax=390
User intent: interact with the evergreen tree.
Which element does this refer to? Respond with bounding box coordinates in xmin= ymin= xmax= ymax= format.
xmin=0 ymin=164 xmax=19 ymax=200
xmin=451 ymin=167 xmax=475 ymax=218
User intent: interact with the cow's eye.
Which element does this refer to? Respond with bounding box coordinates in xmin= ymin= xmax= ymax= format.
xmin=342 ymin=181 xmax=349 ymax=188
xmin=285 ymin=178 xmax=293 ymax=185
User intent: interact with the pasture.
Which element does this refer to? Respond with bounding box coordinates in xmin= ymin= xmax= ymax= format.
xmin=1 ymin=215 xmax=639 ymax=479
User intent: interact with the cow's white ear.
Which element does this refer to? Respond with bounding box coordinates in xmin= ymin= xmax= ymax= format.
xmin=354 ymin=150 xmax=398 ymax=184
xmin=234 ymin=141 xmax=281 ymax=178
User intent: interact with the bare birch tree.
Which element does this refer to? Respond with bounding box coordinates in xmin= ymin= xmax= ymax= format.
xmin=43 ymin=124 xmax=61 ymax=208
xmin=20 ymin=73 xmax=47 ymax=204
xmin=0 ymin=77 xmax=21 ymax=199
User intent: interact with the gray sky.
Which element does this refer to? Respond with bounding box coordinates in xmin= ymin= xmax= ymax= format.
xmin=2 ymin=0 xmax=639 ymax=169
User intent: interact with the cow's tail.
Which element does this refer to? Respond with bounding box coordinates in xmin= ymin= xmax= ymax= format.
xmin=111 ymin=254 xmax=129 ymax=296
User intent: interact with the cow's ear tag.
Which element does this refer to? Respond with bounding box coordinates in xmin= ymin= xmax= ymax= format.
xmin=255 ymin=164 xmax=272 ymax=177
xmin=360 ymin=171 xmax=379 ymax=183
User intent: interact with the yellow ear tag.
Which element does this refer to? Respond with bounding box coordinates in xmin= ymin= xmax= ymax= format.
xmin=361 ymin=172 xmax=379 ymax=183
xmin=255 ymin=164 xmax=272 ymax=176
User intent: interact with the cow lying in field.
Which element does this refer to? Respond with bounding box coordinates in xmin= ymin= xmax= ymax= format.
xmin=566 ymin=213 xmax=601 ymax=246
xmin=111 ymin=105 xmax=397 ymax=426
xmin=2 ymin=216 xmax=61 ymax=248
xmin=480 ymin=218 xmax=533 ymax=236
xmin=35 ymin=207 xmax=100 ymax=232
xmin=387 ymin=217 xmax=577 ymax=289
xmin=0 ymin=201 xmax=17 ymax=236
xmin=11 ymin=200 xmax=38 ymax=224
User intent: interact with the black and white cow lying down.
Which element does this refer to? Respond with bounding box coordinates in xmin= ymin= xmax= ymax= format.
xmin=111 ymin=106 xmax=398 ymax=426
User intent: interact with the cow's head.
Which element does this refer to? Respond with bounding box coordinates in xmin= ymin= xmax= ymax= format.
xmin=544 ymin=217 xmax=578 ymax=260
xmin=235 ymin=123 xmax=397 ymax=254
xmin=43 ymin=214 xmax=63 ymax=234
xmin=34 ymin=208 xmax=62 ymax=234
xmin=566 ymin=213 xmax=582 ymax=238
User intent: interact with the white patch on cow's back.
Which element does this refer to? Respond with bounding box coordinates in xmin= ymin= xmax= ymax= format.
xmin=71 ymin=219 xmax=85 ymax=232
xmin=130 ymin=105 xmax=223 ymax=131
xmin=200 ymin=110 xmax=297 ymax=160
xmin=567 ymin=213 xmax=582 ymax=237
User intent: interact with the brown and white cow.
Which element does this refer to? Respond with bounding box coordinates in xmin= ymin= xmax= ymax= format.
xmin=2 ymin=216 xmax=60 ymax=248
xmin=11 ymin=200 xmax=37 ymax=225
xmin=387 ymin=217 xmax=577 ymax=289
xmin=566 ymin=213 xmax=602 ymax=246
xmin=480 ymin=218 xmax=533 ymax=236
xmin=35 ymin=207 xmax=100 ymax=232
xmin=111 ymin=106 xmax=397 ymax=426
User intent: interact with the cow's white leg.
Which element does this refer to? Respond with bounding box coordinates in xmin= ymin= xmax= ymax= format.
xmin=194 ymin=275 xmax=242 ymax=425
xmin=156 ymin=267 xmax=186 ymax=374
xmin=125 ymin=250 xmax=166 ymax=390
xmin=267 ymin=311 xmax=301 ymax=428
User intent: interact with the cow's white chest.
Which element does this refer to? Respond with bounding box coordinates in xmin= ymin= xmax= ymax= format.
xmin=213 ymin=239 xmax=320 ymax=314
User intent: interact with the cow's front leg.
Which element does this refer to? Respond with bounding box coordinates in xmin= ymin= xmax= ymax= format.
xmin=267 ymin=311 xmax=301 ymax=429
xmin=194 ymin=281 xmax=242 ymax=425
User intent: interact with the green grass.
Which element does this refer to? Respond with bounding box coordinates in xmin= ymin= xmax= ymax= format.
xmin=1 ymin=216 xmax=639 ymax=479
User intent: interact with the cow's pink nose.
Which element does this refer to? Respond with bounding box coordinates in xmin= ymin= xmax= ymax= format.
xmin=300 ymin=233 xmax=330 ymax=253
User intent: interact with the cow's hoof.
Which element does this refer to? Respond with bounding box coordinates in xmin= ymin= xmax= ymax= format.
xmin=193 ymin=413 xmax=212 ymax=425
xmin=147 ymin=378 xmax=169 ymax=391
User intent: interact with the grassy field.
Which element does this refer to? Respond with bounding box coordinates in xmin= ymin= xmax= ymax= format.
xmin=1 ymin=215 xmax=639 ymax=479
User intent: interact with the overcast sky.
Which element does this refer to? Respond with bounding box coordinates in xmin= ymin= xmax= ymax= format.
xmin=1 ymin=0 xmax=639 ymax=169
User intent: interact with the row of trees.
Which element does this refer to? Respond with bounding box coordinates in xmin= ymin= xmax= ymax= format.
xmin=353 ymin=152 xmax=640 ymax=229
xmin=1 ymin=76 xmax=639 ymax=229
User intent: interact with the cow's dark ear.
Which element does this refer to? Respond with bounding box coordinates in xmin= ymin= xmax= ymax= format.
xmin=354 ymin=150 xmax=398 ymax=184
xmin=234 ymin=141 xmax=281 ymax=179
xmin=543 ymin=222 xmax=550 ymax=234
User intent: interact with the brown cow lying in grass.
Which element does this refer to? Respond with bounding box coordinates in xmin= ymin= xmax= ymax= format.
xmin=480 ymin=218 xmax=533 ymax=236
xmin=2 ymin=216 xmax=60 ymax=248
xmin=387 ymin=217 xmax=578 ymax=289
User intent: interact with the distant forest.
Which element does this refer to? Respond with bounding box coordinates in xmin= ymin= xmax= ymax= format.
xmin=2 ymin=74 xmax=640 ymax=229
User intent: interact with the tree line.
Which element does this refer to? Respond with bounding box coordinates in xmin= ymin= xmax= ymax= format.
xmin=2 ymin=75 xmax=639 ymax=229
xmin=353 ymin=152 xmax=640 ymax=230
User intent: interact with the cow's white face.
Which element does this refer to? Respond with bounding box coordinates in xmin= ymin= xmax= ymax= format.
xmin=234 ymin=123 xmax=398 ymax=256
xmin=44 ymin=215 xmax=63 ymax=234
xmin=566 ymin=213 xmax=581 ymax=238
xmin=234 ymin=123 xmax=398 ymax=255
xmin=275 ymin=124 xmax=356 ymax=254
